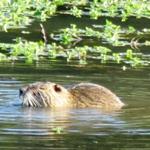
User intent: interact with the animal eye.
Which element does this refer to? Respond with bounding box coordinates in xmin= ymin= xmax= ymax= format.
xmin=54 ymin=84 xmax=61 ymax=92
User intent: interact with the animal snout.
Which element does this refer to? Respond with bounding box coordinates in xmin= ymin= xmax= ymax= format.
xmin=19 ymin=87 xmax=27 ymax=97
xmin=19 ymin=89 xmax=23 ymax=96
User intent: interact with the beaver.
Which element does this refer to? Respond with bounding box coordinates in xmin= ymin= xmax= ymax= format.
xmin=19 ymin=82 xmax=124 ymax=110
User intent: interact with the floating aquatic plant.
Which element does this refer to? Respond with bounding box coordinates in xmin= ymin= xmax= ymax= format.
xmin=0 ymin=0 xmax=149 ymax=67
xmin=52 ymin=127 xmax=64 ymax=134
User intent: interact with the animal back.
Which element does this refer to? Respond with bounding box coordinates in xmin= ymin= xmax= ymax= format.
xmin=69 ymin=83 xmax=124 ymax=110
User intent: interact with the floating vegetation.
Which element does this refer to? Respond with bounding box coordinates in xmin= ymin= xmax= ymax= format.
xmin=0 ymin=0 xmax=150 ymax=67
xmin=52 ymin=127 xmax=64 ymax=134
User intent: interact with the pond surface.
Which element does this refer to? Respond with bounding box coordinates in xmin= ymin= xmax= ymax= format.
xmin=0 ymin=62 xmax=149 ymax=149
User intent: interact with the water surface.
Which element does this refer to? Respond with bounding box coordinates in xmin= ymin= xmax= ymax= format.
xmin=0 ymin=62 xmax=149 ymax=149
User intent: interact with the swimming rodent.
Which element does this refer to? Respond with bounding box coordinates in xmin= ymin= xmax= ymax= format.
xmin=19 ymin=82 xmax=124 ymax=110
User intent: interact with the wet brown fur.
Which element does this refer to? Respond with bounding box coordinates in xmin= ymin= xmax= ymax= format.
xmin=20 ymin=82 xmax=124 ymax=110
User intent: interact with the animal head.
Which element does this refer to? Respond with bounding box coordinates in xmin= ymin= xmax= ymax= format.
xmin=19 ymin=82 xmax=70 ymax=108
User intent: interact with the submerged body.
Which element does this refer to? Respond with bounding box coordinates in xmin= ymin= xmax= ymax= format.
xmin=19 ymin=82 xmax=124 ymax=110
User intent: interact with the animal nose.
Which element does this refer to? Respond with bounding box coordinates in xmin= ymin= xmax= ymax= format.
xmin=19 ymin=89 xmax=24 ymax=96
xmin=19 ymin=87 xmax=26 ymax=96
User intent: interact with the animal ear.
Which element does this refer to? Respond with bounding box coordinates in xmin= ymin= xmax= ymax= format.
xmin=54 ymin=84 xmax=61 ymax=92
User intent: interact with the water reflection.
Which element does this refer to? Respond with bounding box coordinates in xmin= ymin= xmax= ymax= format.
xmin=0 ymin=63 xmax=150 ymax=149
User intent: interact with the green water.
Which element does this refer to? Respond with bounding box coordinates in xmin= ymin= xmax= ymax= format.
xmin=0 ymin=11 xmax=150 ymax=149
xmin=0 ymin=62 xmax=149 ymax=149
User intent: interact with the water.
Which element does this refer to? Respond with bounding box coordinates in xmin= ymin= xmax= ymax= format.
xmin=0 ymin=62 xmax=149 ymax=149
